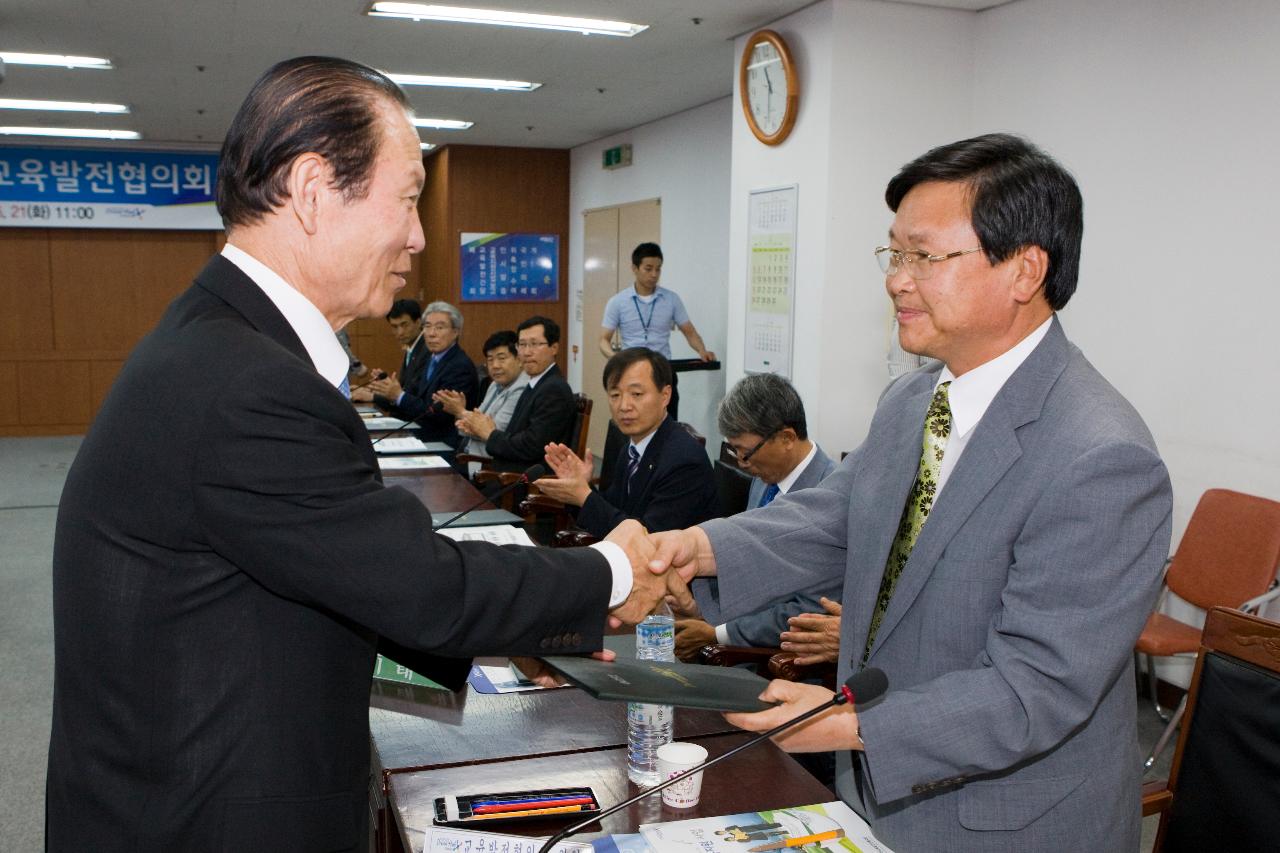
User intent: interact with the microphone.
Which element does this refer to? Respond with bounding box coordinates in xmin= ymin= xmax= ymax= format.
xmin=433 ymin=463 xmax=546 ymax=530
xmin=369 ymin=416 xmax=416 ymax=446
xmin=537 ymin=668 xmax=888 ymax=853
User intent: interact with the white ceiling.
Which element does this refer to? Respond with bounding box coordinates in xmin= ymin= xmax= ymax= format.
xmin=0 ymin=0 xmax=1006 ymax=151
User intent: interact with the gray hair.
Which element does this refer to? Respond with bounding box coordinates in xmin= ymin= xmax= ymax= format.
xmin=423 ymin=301 xmax=463 ymax=332
xmin=717 ymin=373 xmax=808 ymax=440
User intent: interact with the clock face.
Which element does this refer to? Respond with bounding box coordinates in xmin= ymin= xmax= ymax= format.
xmin=745 ymin=40 xmax=788 ymax=136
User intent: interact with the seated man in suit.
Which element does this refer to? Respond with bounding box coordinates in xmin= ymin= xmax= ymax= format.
xmin=349 ymin=298 xmax=425 ymax=403
xmin=456 ymin=315 xmax=576 ymax=472
xmin=673 ymin=373 xmax=841 ymax=660
xmin=435 ymin=330 xmax=529 ymax=476
xmin=365 ymin=300 xmax=478 ymax=445
xmin=536 ymin=347 xmax=717 ymax=539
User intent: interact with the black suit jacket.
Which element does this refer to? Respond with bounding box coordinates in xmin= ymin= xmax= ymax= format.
xmin=483 ymin=364 xmax=575 ymax=470
xmin=375 ymin=342 xmax=478 ymax=443
xmin=576 ymin=417 xmax=718 ymax=539
xmin=47 ymin=255 xmax=609 ymax=852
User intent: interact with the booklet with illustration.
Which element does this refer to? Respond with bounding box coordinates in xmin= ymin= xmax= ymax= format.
xmin=638 ymin=801 xmax=894 ymax=853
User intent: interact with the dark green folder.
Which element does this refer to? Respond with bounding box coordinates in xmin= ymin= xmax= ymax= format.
xmin=539 ymin=656 xmax=777 ymax=713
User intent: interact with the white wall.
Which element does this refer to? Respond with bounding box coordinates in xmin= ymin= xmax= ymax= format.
xmin=567 ymin=98 xmax=732 ymax=444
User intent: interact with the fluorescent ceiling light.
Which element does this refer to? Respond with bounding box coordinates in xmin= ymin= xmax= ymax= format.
xmin=0 ymin=51 xmax=113 ymax=69
xmin=412 ymin=117 xmax=473 ymax=130
xmin=420 ymin=142 xmax=436 ymax=150
xmin=0 ymin=126 xmax=140 ymax=140
xmin=387 ymin=72 xmax=540 ymax=92
xmin=0 ymin=97 xmax=129 ymax=114
xmin=368 ymin=3 xmax=647 ymax=37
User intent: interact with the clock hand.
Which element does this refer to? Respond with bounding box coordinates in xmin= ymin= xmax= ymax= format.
xmin=764 ymin=66 xmax=774 ymax=95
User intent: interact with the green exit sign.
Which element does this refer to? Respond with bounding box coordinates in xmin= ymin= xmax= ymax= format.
xmin=602 ymin=144 xmax=633 ymax=170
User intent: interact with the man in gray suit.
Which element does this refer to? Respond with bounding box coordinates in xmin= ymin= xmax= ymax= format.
xmin=643 ymin=134 xmax=1172 ymax=851
xmin=673 ymin=373 xmax=840 ymax=659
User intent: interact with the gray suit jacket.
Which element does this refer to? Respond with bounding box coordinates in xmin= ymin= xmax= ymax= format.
xmin=725 ymin=446 xmax=841 ymax=647
xmin=695 ymin=319 xmax=1171 ymax=852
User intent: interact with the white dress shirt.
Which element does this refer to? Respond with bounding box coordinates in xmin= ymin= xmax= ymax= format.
xmin=220 ymin=244 xmax=347 ymax=388
xmin=934 ymin=316 xmax=1053 ymax=494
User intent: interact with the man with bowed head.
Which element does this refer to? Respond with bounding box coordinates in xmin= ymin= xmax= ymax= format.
xmin=632 ymin=134 xmax=1172 ymax=851
xmin=47 ymin=56 xmax=689 ymax=852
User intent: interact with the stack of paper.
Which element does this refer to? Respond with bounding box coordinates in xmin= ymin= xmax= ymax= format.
xmin=374 ymin=436 xmax=433 ymax=455
xmin=363 ymin=416 xmax=409 ymax=431
xmin=378 ymin=454 xmax=450 ymax=471
xmin=437 ymin=525 xmax=536 ymax=546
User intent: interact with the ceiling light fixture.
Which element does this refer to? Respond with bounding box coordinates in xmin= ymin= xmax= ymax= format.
xmin=387 ymin=72 xmax=540 ymax=92
xmin=0 ymin=97 xmax=129 ymax=114
xmin=368 ymin=3 xmax=647 ymax=37
xmin=0 ymin=126 xmax=140 ymax=140
xmin=411 ymin=117 xmax=473 ymax=130
xmin=0 ymin=51 xmax=114 ymax=70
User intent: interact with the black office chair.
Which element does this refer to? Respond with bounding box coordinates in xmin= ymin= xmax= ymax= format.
xmin=1141 ymin=606 xmax=1280 ymax=851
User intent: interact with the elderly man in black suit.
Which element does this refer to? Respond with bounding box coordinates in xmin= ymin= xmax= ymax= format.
xmin=46 ymin=56 xmax=687 ymax=853
xmin=536 ymin=348 xmax=717 ymax=538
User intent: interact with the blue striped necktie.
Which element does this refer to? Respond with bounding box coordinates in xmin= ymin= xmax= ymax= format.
xmin=758 ymin=483 xmax=780 ymax=507
xmin=338 ymin=376 xmax=351 ymax=399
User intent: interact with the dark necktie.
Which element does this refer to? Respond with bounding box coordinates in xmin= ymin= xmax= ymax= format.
xmin=626 ymin=446 xmax=641 ymax=494
xmin=863 ymin=381 xmax=952 ymax=662
xmin=758 ymin=483 xmax=780 ymax=507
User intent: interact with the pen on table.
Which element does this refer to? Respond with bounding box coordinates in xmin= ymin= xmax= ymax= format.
xmin=468 ymin=804 xmax=587 ymax=821
xmin=472 ymin=797 xmax=595 ymax=813
xmin=747 ymin=828 xmax=845 ymax=851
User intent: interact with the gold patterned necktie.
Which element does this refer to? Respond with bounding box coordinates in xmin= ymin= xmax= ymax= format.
xmin=862 ymin=381 xmax=952 ymax=662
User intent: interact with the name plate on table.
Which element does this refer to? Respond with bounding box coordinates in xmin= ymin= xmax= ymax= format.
xmin=375 ymin=437 xmax=454 ymax=455
xmin=363 ymin=416 xmax=411 ymax=431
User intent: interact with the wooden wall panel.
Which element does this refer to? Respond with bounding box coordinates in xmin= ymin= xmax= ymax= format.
xmin=18 ymin=359 xmax=91 ymax=426
xmin=90 ymin=360 xmax=124 ymax=415
xmin=0 ymin=228 xmax=55 ymax=351
xmin=48 ymin=229 xmax=215 ymax=352
xmin=420 ymin=146 xmax=569 ymax=373
xmin=0 ymin=362 xmax=18 ymax=425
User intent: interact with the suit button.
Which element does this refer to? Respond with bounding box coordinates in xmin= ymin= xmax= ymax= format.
xmin=539 ymin=638 xmax=550 ymax=649
xmin=550 ymin=636 xmax=562 ymax=649
xmin=570 ymin=633 xmax=582 ymax=645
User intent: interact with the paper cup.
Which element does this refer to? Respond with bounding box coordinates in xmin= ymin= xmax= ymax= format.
xmin=656 ymin=741 xmax=709 ymax=808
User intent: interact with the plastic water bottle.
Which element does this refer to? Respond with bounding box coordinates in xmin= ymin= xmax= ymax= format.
xmin=627 ymin=602 xmax=675 ymax=786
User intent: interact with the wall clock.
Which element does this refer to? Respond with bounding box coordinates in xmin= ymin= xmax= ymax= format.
xmin=739 ymin=29 xmax=799 ymax=145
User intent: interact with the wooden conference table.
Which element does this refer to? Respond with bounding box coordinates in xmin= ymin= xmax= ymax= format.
xmin=368 ymin=462 xmax=832 ymax=853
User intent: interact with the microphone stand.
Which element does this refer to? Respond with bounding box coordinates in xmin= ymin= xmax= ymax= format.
xmin=433 ymin=464 xmax=545 ymax=530
xmin=537 ymin=671 xmax=885 ymax=853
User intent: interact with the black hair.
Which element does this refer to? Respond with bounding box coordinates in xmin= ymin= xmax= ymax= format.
xmin=516 ymin=315 xmax=560 ymax=346
xmin=631 ymin=242 xmax=663 ymax=268
xmin=386 ymin=299 xmax=421 ymax=322
xmin=884 ymin=133 xmax=1082 ymax=309
xmin=216 ymin=56 xmax=410 ymax=229
xmin=482 ymin=330 xmax=519 ymax=358
xmin=602 ymin=347 xmax=673 ymax=391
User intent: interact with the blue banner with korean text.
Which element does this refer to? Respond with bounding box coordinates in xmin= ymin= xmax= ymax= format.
xmin=0 ymin=146 xmax=220 ymax=230
xmin=460 ymin=232 xmax=560 ymax=302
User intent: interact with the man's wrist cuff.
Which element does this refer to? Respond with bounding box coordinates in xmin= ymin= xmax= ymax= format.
xmin=590 ymin=540 xmax=633 ymax=608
